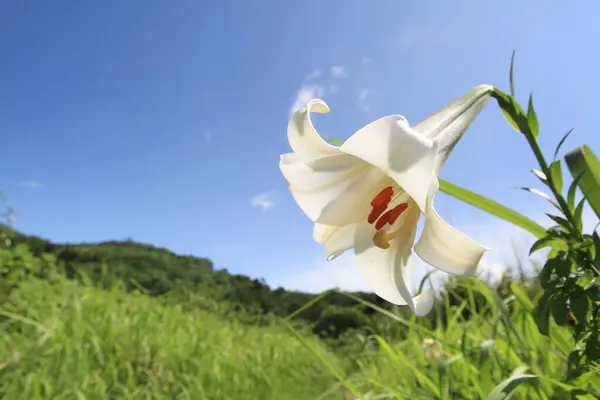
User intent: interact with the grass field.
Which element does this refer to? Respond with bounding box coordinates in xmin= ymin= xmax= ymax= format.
xmin=0 ymin=277 xmax=346 ymax=399
xmin=1 ymin=271 xmax=599 ymax=399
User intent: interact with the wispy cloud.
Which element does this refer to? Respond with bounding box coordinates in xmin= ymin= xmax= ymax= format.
xmin=17 ymin=180 xmax=44 ymax=189
xmin=289 ymin=64 xmax=348 ymax=115
xmin=356 ymin=88 xmax=371 ymax=112
xmin=250 ymin=191 xmax=277 ymax=211
xmin=289 ymin=84 xmax=325 ymax=115
xmin=357 ymin=89 xmax=369 ymax=102
xmin=331 ymin=65 xmax=347 ymax=78
xmin=307 ymin=69 xmax=322 ymax=80
xmin=361 ymin=56 xmax=373 ymax=65
xmin=204 ymin=130 xmax=212 ymax=143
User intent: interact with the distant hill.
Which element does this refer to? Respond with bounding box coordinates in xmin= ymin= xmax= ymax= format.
xmin=0 ymin=224 xmax=395 ymax=335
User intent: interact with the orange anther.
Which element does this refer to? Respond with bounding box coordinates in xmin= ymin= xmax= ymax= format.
xmin=370 ymin=187 xmax=394 ymax=208
xmin=368 ymin=187 xmax=394 ymax=225
xmin=375 ymin=203 xmax=408 ymax=230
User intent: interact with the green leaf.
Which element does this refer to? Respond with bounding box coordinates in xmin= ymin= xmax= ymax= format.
xmin=529 ymin=235 xmax=567 ymax=255
xmin=553 ymin=128 xmax=574 ymax=162
xmin=551 ymin=293 xmax=568 ymax=326
xmin=574 ymin=198 xmax=586 ymax=232
xmin=541 ymin=256 xmax=569 ymax=288
xmin=565 ymin=145 xmax=600 ymax=220
xmin=549 ymin=160 xmax=563 ymax=193
xmin=531 ymin=169 xmax=547 ymax=185
xmin=585 ymin=332 xmax=600 ymax=361
xmin=546 ymin=214 xmax=572 ymax=232
xmin=520 ymin=187 xmax=553 ymax=202
xmin=593 ymin=232 xmax=600 ymax=272
xmin=534 ymin=292 xmax=552 ymax=335
xmin=492 ymin=89 xmax=530 ymax=135
xmin=439 ymin=179 xmax=547 ymax=238
xmin=551 ymin=256 xmax=572 ymax=278
xmin=527 ymin=94 xmax=539 ymax=139
xmin=567 ymin=172 xmax=584 ymax=212
xmin=570 ymin=293 xmax=590 ymax=326
xmin=486 ymin=367 xmax=537 ymax=400
xmin=509 ymin=50 xmax=516 ymax=99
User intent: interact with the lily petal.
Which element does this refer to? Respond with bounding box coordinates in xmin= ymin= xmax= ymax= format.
xmin=414 ymin=181 xmax=487 ymax=276
xmin=288 ymin=99 xmax=339 ymax=159
xmin=279 ymin=153 xmax=389 ymax=225
xmin=412 ymin=85 xmax=493 ymax=172
xmin=314 ymin=223 xmax=357 ymax=261
xmin=340 ymin=116 xmax=438 ymax=213
xmin=413 ymin=288 xmax=435 ymax=316
xmin=353 ymin=205 xmax=423 ymax=309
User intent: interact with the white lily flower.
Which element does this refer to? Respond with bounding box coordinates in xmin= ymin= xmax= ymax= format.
xmin=279 ymin=85 xmax=493 ymax=316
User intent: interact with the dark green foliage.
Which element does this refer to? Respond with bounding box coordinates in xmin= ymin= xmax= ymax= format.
xmin=0 ymin=224 xmax=396 ymax=339
xmin=314 ymin=306 xmax=368 ymax=339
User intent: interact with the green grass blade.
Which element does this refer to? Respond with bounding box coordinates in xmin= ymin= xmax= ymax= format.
xmin=439 ymin=178 xmax=547 ymax=238
xmin=486 ymin=366 xmax=537 ymax=400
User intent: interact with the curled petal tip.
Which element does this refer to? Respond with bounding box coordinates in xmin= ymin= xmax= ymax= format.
xmin=306 ymin=99 xmax=330 ymax=114
xmin=476 ymin=84 xmax=494 ymax=91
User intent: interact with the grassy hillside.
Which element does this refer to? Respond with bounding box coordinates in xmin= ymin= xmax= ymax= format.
xmin=1 ymin=226 xmax=599 ymax=399
xmin=0 ymin=224 xmax=409 ymax=332
xmin=0 ymin=276 xmax=347 ymax=399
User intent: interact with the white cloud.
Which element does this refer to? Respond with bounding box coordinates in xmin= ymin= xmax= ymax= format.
xmin=331 ymin=65 xmax=347 ymax=78
xmin=357 ymin=89 xmax=369 ymax=102
xmin=356 ymin=89 xmax=371 ymax=113
xmin=250 ymin=191 xmax=276 ymax=211
xmin=307 ymin=69 xmax=322 ymax=80
xmin=17 ymin=180 xmax=43 ymax=189
xmin=204 ymin=130 xmax=212 ymax=142
xmin=361 ymin=56 xmax=373 ymax=65
xmin=289 ymin=84 xmax=325 ymax=115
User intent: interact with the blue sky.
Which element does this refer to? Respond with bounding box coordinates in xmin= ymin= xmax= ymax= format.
xmin=2 ymin=1 xmax=600 ymax=293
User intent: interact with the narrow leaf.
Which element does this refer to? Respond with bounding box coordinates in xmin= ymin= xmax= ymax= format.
xmin=531 ymin=169 xmax=547 ymax=185
xmin=553 ymin=128 xmax=574 ymax=162
xmin=546 ymin=214 xmax=573 ymax=231
xmin=492 ymin=89 xmax=530 ymax=134
xmin=534 ymin=292 xmax=552 ymax=335
xmin=549 ymin=160 xmax=563 ymax=193
xmin=520 ymin=187 xmax=554 ymax=203
xmin=527 ymin=94 xmax=539 ymax=139
xmin=565 ymin=145 xmax=600 ymax=220
xmin=574 ymin=198 xmax=586 ymax=232
xmin=509 ymin=50 xmax=516 ymax=99
xmin=487 ymin=372 xmax=537 ymax=400
xmin=439 ymin=179 xmax=546 ymax=238
xmin=567 ymin=172 xmax=584 ymax=212
xmin=593 ymin=232 xmax=600 ymax=272
xmin=529 ymin=236 xmax=567 ymax=255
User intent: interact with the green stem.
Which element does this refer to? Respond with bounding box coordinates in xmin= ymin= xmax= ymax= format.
xmin=525 ymin=133 xmax=580 ymax=237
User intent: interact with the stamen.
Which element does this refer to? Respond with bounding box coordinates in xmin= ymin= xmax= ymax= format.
xmin=373 ymin=230 xmax=391 ymax=249
xmin=370 ymin=186 xmax=394 ymax=208
xmin=374 ymin=203 xmax=408 ymax=230
xmin=373 ymin=227 xmax=404 ymax=250
xmin=368 ymin=205 xmax=387 ymax=224
xmin=367 ymin=187 xmax=394 ymax=224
